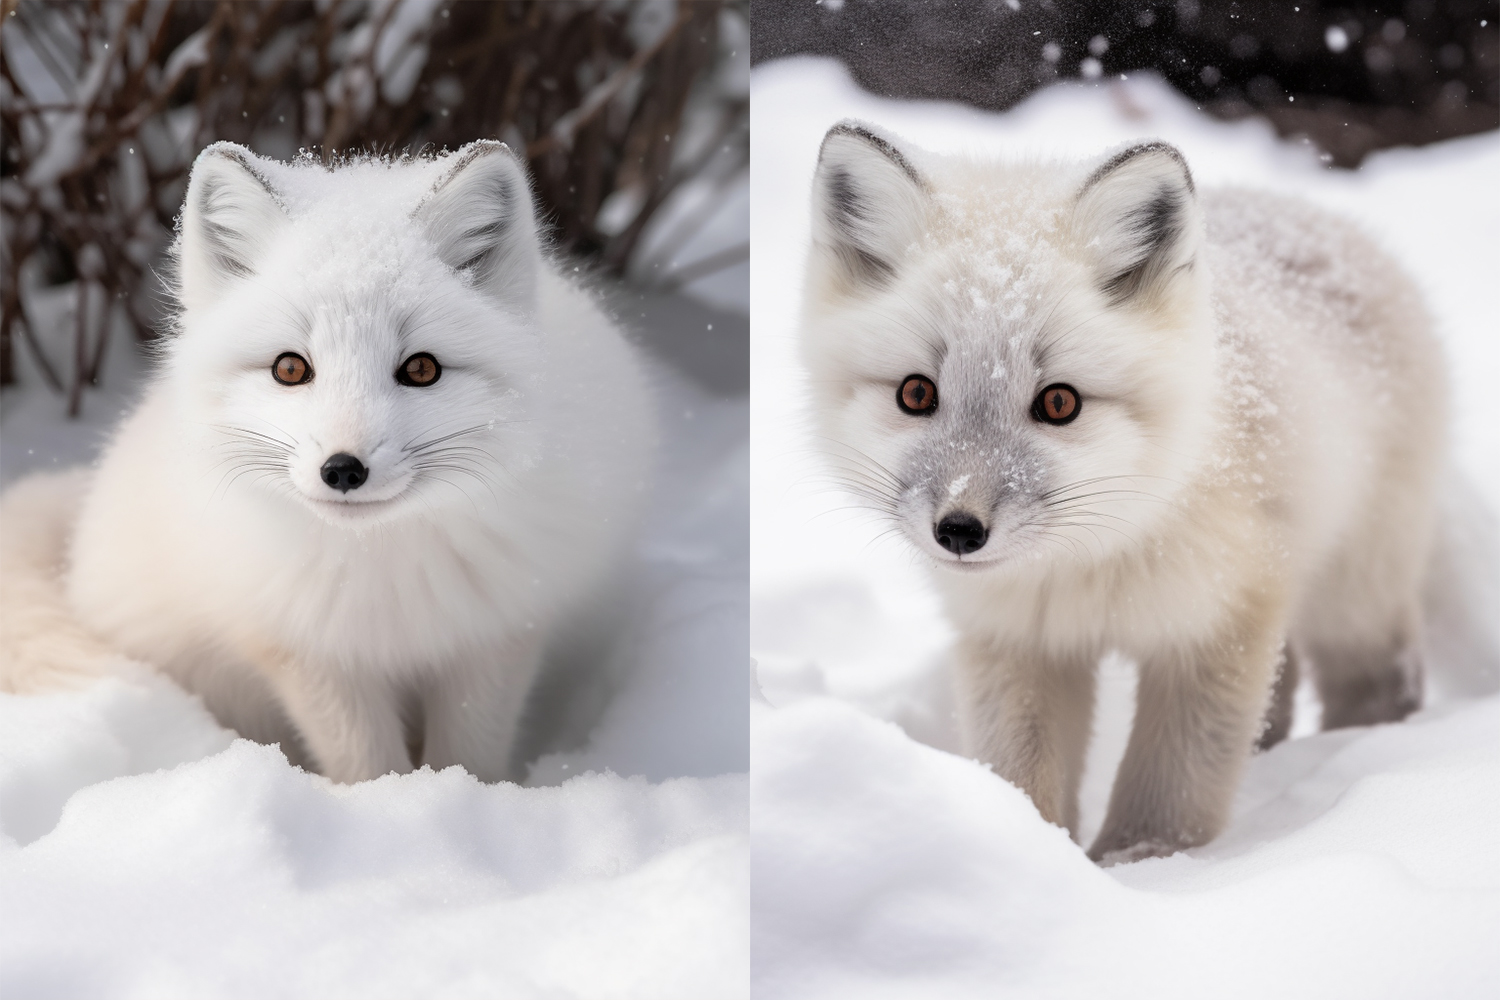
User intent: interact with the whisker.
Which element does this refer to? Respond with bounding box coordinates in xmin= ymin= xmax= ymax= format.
xmin=403 ymin=423 xmax=491 ymax=454
xmin=212 ymin=424 xmax=298 ymax=450
xmin=1038 ymin=474 xmax=1181 ymax=502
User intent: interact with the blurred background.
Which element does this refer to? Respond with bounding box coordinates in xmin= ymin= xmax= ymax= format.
xmin=0 ymin=0 xmax=749 ymax=438
xmin=754 ymin=0 xmax=1497 ymax=166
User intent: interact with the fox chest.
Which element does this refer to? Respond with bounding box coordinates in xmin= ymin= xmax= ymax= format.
xmin=939 ymin=532 xmax=1286 ymax=656
xmin=170 ymin=521 xmax=549 ymax=673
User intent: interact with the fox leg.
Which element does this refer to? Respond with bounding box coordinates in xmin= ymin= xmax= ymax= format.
xmin=1309 ymin=628 xmax=1423 ymax=730
xmin=1255 ymin=641 xmax=1299 ymax=752
xmin=265 ymin=660 xmax=413 ymax=783
xmin=421 ymin=636 xmax=544 ymax=784
xmin=955 ymin=638 xmax=1097 ymax=839
xmin=1088 ymin=622 xmax=1282 ymax=864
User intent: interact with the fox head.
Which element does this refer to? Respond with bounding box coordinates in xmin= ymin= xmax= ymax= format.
xmin=168 ymin=140 xmax=544 ymax=529
xmin=801 ymin=122 xmax=1216 ymax=572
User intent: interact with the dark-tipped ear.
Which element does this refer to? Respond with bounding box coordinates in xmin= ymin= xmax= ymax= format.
xmin=810 ymin=121 xmax=928 ymax=289
xmin=415 ymin=140 xmax=539 ymax=310
xmin=179 ymin=142 xmax=288 ymax=312
xmin=1074 ymin=142 xmax=1200 ymax=306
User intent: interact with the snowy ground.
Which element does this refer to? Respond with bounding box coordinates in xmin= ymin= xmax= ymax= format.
xmin=750 ymin=58 xmax=1500 ymax=998
xmin=0 ymin=280 xmax=749 ymax=997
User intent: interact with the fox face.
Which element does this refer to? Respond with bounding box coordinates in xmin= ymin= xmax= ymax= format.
xmin=802 ymin=125 xmax=1218 ymax=572
xmin=167 ymin=142 xmax=543 ymax=528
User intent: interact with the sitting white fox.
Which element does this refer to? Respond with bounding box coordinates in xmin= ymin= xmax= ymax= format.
xmin=10 ymin=140 xmax=651 ymax=783
xmin=801 ymin=122 xmax=1446 ymax=862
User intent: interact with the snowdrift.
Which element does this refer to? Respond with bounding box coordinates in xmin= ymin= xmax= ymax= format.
xmin=753 ymin=696 xmax=1497 ymax=1000
xmin=4 ymin=677 xmax=745 ymax=999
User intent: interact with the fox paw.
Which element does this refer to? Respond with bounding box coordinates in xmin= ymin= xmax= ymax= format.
xmin=1092 ymin=838 xmax=1184 ymax=868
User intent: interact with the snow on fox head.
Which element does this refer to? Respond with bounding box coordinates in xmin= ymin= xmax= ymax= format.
xmin=167 ymin=140 xmax=543 ymax=528
xmin=801 ymin=122 xmax=1217 ymax=572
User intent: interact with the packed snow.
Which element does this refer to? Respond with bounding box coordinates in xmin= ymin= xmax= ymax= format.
xmin=0 ymin=290 xmax=749 ymax=996
xmin=750 ymin=58 xmax=1500 ymax=998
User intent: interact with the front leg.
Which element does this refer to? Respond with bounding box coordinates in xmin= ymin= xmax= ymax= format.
xmin=1088 ymin=622 xmax=1282 ymax=864
xmin=955 ymin=637 xmax=1098 ymax=838
xmin=421 ymin=634 xmax=543 ymax=784
xmin=264 ymin=657 xmax=413 ymax=783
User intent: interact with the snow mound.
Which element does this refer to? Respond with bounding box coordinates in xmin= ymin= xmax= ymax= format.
xmin=2 ymin=675 xmax=746 ymax=999
xmin=753 ymin=697 xmax=1498 ymax=1000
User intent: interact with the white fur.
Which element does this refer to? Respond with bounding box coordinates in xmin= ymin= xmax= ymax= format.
xmin=0 ymin=471 xmax=149 ymax=692
xmin=801 ymin=123 xmax=1446 ymax=861
xmin=6 ymin=141 xmax=652 ymax=783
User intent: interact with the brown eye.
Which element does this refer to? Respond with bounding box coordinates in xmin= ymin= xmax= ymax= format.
xmin=396 ymin=352 xmax=441 ymax=387
xmin=273 ymin=353 xmax=311 ymax=385
xmin=1032 ymin=383 xmax=1080 ymax=425
xmin=898 ymin=375 xmax=938 ymax=415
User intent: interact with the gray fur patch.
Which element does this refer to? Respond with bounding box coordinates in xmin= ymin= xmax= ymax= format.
xmin=1102 ymin=185 xmax=1186 ymax=302
xmin=1081 ymin=140 xmax=1195 ymax=197
xmin=821 ymin=122 xmax=926 ymax=188
xmin=823 ymin=167 xmax=896 ymax=282
xmin=195 ymin=157 xmax=284 ymax=279
xmin=816 ymin=123 xmax=927 ymax=285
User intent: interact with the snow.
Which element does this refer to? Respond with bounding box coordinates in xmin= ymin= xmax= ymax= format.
xmin=1 ymin=287 xmax=748 ymax=996
xmin=753 ymin=696 xmax=1497 ymax=1000
xmin=160 ymin=26 xmax=211 ymax=85
xmin=14 ymin=5 xmax=123 ymax=189
xmin=751 ymin=58 xmax=1500 ymax=998
xmin=3 ymin=680 xmax=746 ymax=999
xmin=375 ymin=0 xmax=439 ymax=105
xmin=634 ymin=170 xmax=751 ymax=315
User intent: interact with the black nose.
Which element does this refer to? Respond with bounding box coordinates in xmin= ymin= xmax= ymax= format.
xmin=321 ymin=453 xmax=368 ymax=492
xmin=935 ymin=513 xmax=988 ymax=555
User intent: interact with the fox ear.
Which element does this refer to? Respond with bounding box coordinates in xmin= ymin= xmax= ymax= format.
xmin=811 ymin=121 xmax=928 ymax=289
xmin=415 ymin=140 xmax=539 ymax=310
xmin=179 ymin=142 xmax=288 ymax=313
xmin=1074 ymin=142 xmax=1200 ymax=306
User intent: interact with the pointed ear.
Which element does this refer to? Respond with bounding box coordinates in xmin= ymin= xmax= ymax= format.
xmin=810 ymin=121 xmax=929 ymax=289
xmin=179 ymin=142 xmax=288 ymax=312
xmin=414 ymin=140 xmax=539 ymax=310
xmin=1074 ymin=142 xmax=1200 ymax=306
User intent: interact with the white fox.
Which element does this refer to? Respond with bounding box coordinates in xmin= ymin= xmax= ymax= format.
xmin=3 ymin=140 xmax=652 ymax=784
xmin=801 ymin=122 xmax=1447 ymax=862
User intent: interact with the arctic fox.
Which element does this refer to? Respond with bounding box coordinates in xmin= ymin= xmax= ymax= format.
xmin=17 ymin=140 xmax=651 ymax=783
xmin=801 ymin=122 xmax=1446 ymax=862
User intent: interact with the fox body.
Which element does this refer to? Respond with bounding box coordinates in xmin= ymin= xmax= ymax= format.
xmin=801 ymin=123 xmax=1445 ymax=861
xmin=59 ymin=141 xmax=652 ymax=783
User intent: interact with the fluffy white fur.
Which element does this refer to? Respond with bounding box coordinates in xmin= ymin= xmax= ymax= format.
xmin=3 ymin=141 xmax=652 ymax=784
xmin=801 ymin=122 xmax=1447 ymax=862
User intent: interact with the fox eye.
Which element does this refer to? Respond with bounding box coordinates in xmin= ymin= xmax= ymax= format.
xmin=272 ymin=353 xmax=312 ymax=385
xmin=396 ymin=353 xmax=442 ymax=387
xmin=898 ymin=375 xmax=938 ymax=415
xmin=1032 ymin=383 xmax=1080 ymax=425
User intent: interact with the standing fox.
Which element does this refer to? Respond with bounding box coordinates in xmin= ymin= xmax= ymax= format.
xmin=801 ymin=122 xmax=1445 ymax=862
xmin=5 ymin=140 xmax=652 ymax=784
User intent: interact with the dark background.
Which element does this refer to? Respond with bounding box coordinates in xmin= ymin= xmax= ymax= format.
xmin=2 ymin=0 xmax=749 ymax=409
xmin=752 ymin=0 xmax=1498 ymax=168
